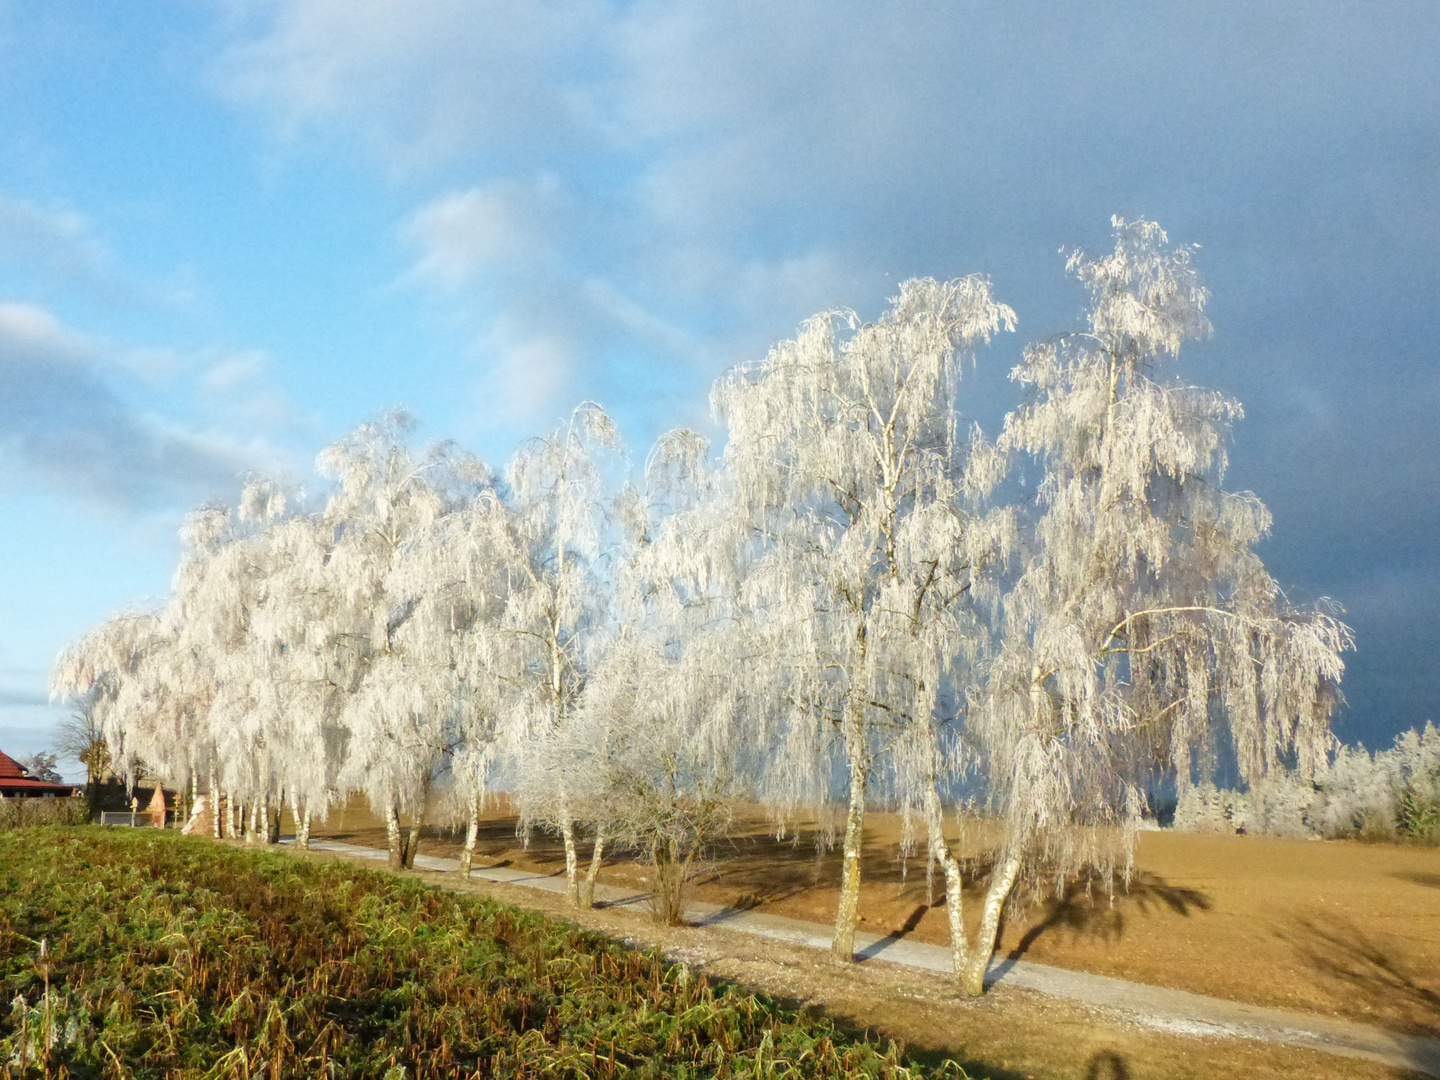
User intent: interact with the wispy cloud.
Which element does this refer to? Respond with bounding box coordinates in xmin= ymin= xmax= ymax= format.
xmin=400 ymin=177 xmax=566 ymax=289
xmin=0 ymin=301 xmax=294 ymax=512
xmin=214 ymin=0 xmax=606 ymax=175
xmin=0 ymin=194 xmax=115 ymax=289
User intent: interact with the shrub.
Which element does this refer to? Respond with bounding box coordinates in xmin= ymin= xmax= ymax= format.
xmin=0 ymin=796 xmax=87 ymax=832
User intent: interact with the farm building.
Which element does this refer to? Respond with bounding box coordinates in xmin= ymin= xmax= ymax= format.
xmin=0 ymin=748 xmax=78 ymax=798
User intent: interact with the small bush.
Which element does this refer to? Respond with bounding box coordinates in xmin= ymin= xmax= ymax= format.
xmin=1398 ymin=785 xmax=1440 ymax=841
xmin=0 ymin=796 xmax=87 ymax=832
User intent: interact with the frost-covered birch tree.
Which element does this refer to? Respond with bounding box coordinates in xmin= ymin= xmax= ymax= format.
xmin=575 ymin=430 xmax=749 ymax=921
xmin=391 ymin=479 xmax=511 ymax=876
xmin=52 ymin=608 xmax=176 ymax=789
xmin=181 ymin=490 xmax=306 ymax=843
xmin=713 ymin=278 xmax=1016 ymax=960
xmin=320 ymin=411 xmax=491 ymax=869
xmin=943 ymin=219 xmax=1352 ymax=996
xmin=501 ymin=402 xmax=624 ymax=906
xmin=224 ymin=485 xmax=347 ymax=846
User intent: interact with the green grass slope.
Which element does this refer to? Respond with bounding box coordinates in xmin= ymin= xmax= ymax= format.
xmin=0 ymin=829 xmax=964 ymax=1079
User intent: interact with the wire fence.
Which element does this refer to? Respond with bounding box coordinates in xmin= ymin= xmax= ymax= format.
xmin=98 ymin=810 xmax=183 ymax=828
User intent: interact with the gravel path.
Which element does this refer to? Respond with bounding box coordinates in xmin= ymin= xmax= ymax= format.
xmin=291 ymin=837 xmax=1440 ymax=1077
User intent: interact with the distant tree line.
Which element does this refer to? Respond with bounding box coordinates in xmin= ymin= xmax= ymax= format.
xmin=1176 ymin=723 xmax=1439 ymax=842
xmin=54 ymin=220 xmax=1352 ymax=996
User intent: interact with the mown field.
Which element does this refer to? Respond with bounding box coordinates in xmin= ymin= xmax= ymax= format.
xmin=0 ymin=828 xmax=962 ymax=1079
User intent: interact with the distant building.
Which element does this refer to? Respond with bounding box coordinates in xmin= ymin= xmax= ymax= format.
xmin=0 ymin=749 xmax=79 ymax=798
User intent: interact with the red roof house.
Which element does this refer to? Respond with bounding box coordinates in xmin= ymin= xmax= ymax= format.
xmin=0 ymin=749 xmax=78 ymax=797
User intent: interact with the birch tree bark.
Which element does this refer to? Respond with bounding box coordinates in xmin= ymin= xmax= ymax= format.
xmin=385 ymin=801 xmax=403 ymax=870
xmin=581 ymin=832 xmax=606 ymax=909
xmin=459 ymin=797 xmax=480 ymax=877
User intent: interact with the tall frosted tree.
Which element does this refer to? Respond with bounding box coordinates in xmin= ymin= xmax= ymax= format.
xmin=320 ymin=411 xmax=490 ymax=868
xmin=179 ymin=488 xmax=319 ymax=843
xmin=575 ymin=430 xmax=749 ymax=921
xmin=937 ymin=219 xmax=1352 ymax=996
xmin=501 ymin=402 xmax=624 ymax=906
xmin=713 ymin=277 xmax=1016 ymax=960
xmin=391 ymin=479 xmax=511 ymax=876
xmin=52 ymin=609 xmax=177 ymax=789
xmin=220 ymin=484 xmax=346 ymax=845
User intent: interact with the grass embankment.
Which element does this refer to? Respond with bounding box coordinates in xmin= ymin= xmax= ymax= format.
xmin=0 ymin=828 xmax=962 ymax=1079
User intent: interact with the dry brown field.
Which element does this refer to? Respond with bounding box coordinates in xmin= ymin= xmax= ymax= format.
xmin=303 ymin=797 xmax=1440 ymax=1041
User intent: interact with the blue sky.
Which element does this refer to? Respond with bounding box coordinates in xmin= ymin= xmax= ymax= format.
xmin=1 ymin=2 xmax=1436 ymax=778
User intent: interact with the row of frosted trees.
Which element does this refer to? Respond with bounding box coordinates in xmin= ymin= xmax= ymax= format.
xmin=54 ymin=220 xmax=1351 ymax=996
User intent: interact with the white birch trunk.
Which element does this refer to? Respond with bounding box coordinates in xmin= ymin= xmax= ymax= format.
xmin=560 ymin=813 xmax=580 ymax=907
xmin=960 ymin=851 xmax=1021 ymax=997
xmin=460 ymin=797 xmax=480 ymax=878
xmin=385 ymin=800 xmax=403 ymax=870
xmin=287 ymin=791 xmax=301 ymax=845
xmin=923 ymin=777 xmax=970 ymax=982
xmin=404 ymin=807 xmax=424 ymax=869
xmin=580 ymin=831 xmax=606 ymax=909
xmin=831 ymin=729 xmax=869 ymax=961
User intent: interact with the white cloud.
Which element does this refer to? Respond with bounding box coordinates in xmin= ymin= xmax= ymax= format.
xmin=200 ymin=350 xmax=268 ymax=395
xmin=0 ymin=194 xmax=115 ymax=289
xmin=481 ymin=324 xmax=575 ymax=424
xmin=200 ymin=349 xmax=303 ymax=430
xmin=0 ymin=302 xmax=297 ymax=511
xmin=0 ymin=301 xmax=92 ymax=356
xmin=401 ymin=176 xmax=565 ymax=288
xmin=215 ymin=0 xmax=606 ymax=173
xmin=399 ymin=188 xmax=863 ymax=426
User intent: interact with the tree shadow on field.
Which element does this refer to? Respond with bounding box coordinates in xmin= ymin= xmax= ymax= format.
xmin=1392 ymin=871 xmax=1440 ymax=890
xmin=695 ymin=825 xmax=858 ymax=904
xmin=1280 ymin=916 xmax=1440 ymax=1038
xmin=1084 ymin=1050 xmax=1129 ymax=1079
xmin=1005 ymin=871 xmax=1211 ymax=961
